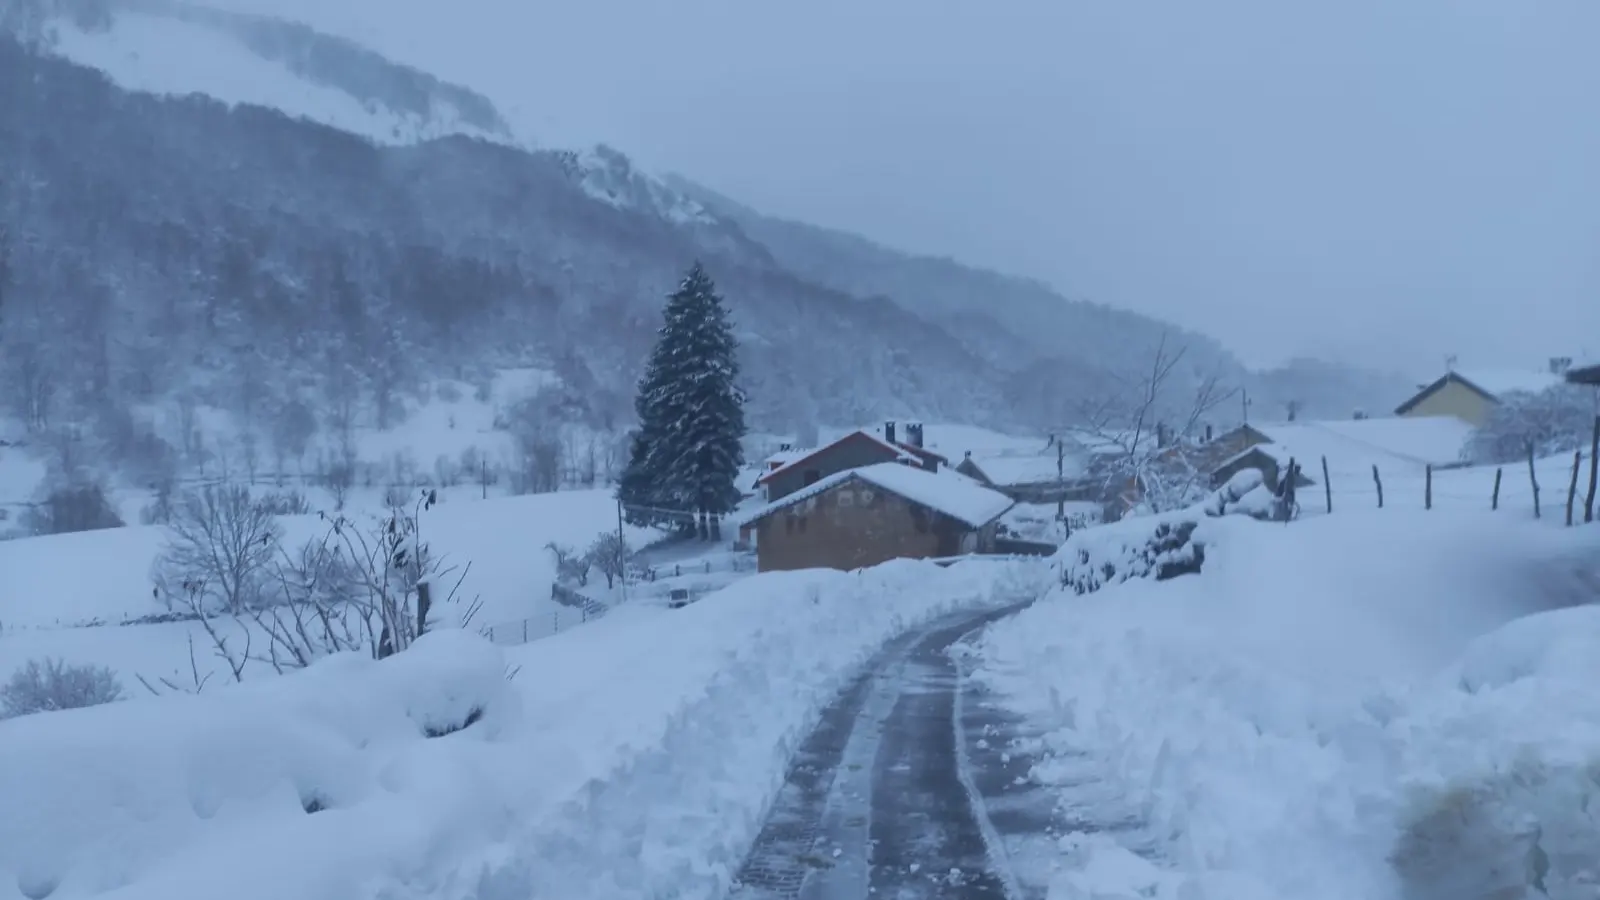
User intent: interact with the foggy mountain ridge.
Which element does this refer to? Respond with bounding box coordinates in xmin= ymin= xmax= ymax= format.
xmin=0 ymin=9 xmax=1408 ymax=495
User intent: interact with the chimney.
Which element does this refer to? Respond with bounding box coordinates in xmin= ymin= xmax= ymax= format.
xmin=1550 ymin=357 xmax=1574 ymax=375
xmin=884 ymin=421 xmax=896 ymax=445
xmin=1204 ymin=424 xmax=1213 ymax=443
xmin=1156 ymin=423 xmax=1171 ymax=449
xmin=906 ymin=422 xmax=924 ymax=449
xmin=1353 ymin=409 xmax=1368 ymax=420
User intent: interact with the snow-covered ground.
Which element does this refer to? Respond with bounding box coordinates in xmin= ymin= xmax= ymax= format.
xmin=0 ymin=558 xmax=1048 ymax=900
xmin=0 ymin=490 xmax=658 ymax=689
xmin=972 ymin=508 xmax=1600 ymax=899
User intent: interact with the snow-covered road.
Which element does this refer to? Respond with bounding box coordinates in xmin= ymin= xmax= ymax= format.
xmin=729 ymin=604 xmax=1036 ymax=899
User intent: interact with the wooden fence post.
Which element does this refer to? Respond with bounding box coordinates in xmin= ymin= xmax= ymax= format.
xmin=1587 ymin=415 xmax=1599 ymax=524
xmin=1528 ymin=443 xmax=1541 ymax=520
xmin=1567 ymin=451 xmax=1583 ymax=527
xmin=1372 ymin=464 xmax=1384 ymax=509
xmin=1425 ymin=464 xmax=1433 ymax=511
xmin=1492 ymin=467 xmax=1502 ymax=511
xmin=1321 ymin=456 xmax=1332 ymax=514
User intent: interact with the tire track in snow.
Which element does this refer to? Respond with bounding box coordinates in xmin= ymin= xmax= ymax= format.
xmin=726 ymin=604 xmax=1031 ymax=900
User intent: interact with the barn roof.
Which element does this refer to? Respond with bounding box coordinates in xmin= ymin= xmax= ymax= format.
xmin=740 ymin=462 xmax=1014 ymax=530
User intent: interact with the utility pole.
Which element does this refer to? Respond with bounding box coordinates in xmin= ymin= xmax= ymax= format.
xmin=1056 ymin=437 xmax=1066 ymax=522
xmin=616 ymin=496 xmax=628 ymax=604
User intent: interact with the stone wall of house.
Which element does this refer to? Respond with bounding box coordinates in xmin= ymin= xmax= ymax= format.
xmin=755 ymin=479 xmax=971 ymax=572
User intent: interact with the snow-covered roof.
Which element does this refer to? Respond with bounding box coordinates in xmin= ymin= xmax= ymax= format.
xmin=1233 ymin=416 xmax=1475 ymax=478
xmin=762 ymin=448 xmax=812 ymax=466
xmin=755 ymin=430 xmax=918 ymax=484
xmin=742 ymin=462 xmax=1015 ymax=529
xmin=964 ymin=450 xmax=1082 ymax=486
xmin=1451 ymin=369 xmax=1565 ymax=398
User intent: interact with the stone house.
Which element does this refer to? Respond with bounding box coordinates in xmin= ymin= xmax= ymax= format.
xmin=740 ymin=462 xmax=1014 ymax=573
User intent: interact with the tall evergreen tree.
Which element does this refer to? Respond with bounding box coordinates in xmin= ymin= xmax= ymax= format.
xmin=618 ymin=262 xmax=747 ymax=536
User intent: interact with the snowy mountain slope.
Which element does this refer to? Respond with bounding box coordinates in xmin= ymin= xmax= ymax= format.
xmin=4 ymin=0 xmax=515 ymax=144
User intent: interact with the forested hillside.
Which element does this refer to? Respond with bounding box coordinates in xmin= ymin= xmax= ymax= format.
xmin=0 ymin=23 xmax=1408 ymax=509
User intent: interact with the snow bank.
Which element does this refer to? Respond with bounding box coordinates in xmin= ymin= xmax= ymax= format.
xmin=0 ymin=629 xmax=516 ymax=900
xmin=0 ymin=558 xmax=1050 ymax=900
xmin=974 ymin=509 xmax=1600 ymax=900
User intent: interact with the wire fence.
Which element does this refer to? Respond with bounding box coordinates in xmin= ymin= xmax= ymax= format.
xmin=1279 ymin=449 xmax=1599 ymax=527
xmin=480 ymin=603 xmax=607 ymax=647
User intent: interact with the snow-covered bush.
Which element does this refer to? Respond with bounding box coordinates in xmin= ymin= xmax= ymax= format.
xmin=1057 ymin=513 xmax=1205 ymax=594
xmin=1467 ymin=384 xmax=1595 ymax=465
xmin=0 ymin=658 xmax=123 ymax=719
xmin=1199 ymin=468 xmax=1280 ymax=521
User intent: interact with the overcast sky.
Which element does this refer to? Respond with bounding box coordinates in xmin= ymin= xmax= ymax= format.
xmin=238 ymin=0 xmax=1600 ymax=375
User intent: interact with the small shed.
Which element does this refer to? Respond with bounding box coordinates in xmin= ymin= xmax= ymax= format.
xmin=740 ymin=462 xmax=1015 ymax=573
xmin=1211 ymin=444 xmax=1314 ymax=493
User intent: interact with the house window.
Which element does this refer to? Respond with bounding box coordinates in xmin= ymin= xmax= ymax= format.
xmin=860 ymin=489 xmax=876 ymax=505
xmin=785 ymin=515 xmax=795 ymax=534
xmin=803 ymin=469 xmax=821 ymax=486
xmin=837 ymin=490 xmax=854 ymax=507
xmin=910 ymin=505 xmax=930 ymax=534
xmin=797 ymin=515 xmax=808 ymax=534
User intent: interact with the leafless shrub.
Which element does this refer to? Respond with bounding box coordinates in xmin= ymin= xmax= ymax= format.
xmin=152 ymin=484 xmax=283 ymax=614
xmin=255 ymin=489 xmax=312 ymax=516
xmin=1 ymin=657 xmax=123 ymax=718
xmin=176 ymin=491 xmax=480 ymax=680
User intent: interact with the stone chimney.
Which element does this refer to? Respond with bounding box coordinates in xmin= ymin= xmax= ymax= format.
xmin=884 ymin=421 xmax=896 ymax=445
xmin=906 ymin=422 xmax=925 ymax=448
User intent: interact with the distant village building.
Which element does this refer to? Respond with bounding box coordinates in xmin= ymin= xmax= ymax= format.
xmin=1394 ymin=364 xmax=1568 ymax=427
xmin=1201 ymin=417 xmax=1477 ymax=491
xmin=1566 ymin=361 xmax=1600 ymax=386
xmin=739 ymin=462 xmax=1014 ymax=573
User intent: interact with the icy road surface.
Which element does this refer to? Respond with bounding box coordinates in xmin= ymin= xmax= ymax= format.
xmin=727 ymin=603 xmax=1050 ymax=899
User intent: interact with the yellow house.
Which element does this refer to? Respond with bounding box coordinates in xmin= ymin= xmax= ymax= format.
xmin=1394 ymin=370 xmax=1563 ymax=427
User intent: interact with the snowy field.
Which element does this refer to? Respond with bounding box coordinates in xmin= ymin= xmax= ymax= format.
xmin=973 ymin=507 xmax=1600 ymax=899
xmin=0 ymin=558 xmax=1049 ymax=900
xmin=0 ymin=490 xmax=658 ymax=692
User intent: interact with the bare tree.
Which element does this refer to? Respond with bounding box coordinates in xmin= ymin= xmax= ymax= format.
xmin=1075 ymin=333 xmax=1238 ymax=516
xmin=586 ymin=530 xmax=631 ymax=589
xmin=7 ymin=338 xmax=54 ymax=431
xmin=153 ymin=485 xmax=283 ymax=614
xmin=506 ymin=390 xmax=566 ymax=494
xmin=547 ymin=541 xmax=590 ymax=587
xmin=270 ymin=396 xmax=318 ymax=483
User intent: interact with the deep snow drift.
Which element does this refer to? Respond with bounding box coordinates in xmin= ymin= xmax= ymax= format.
xmin=973 ymin=509 xmax=1600 ymax=900
xmin=0 ymin=557 xmax=1049 ymax=900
